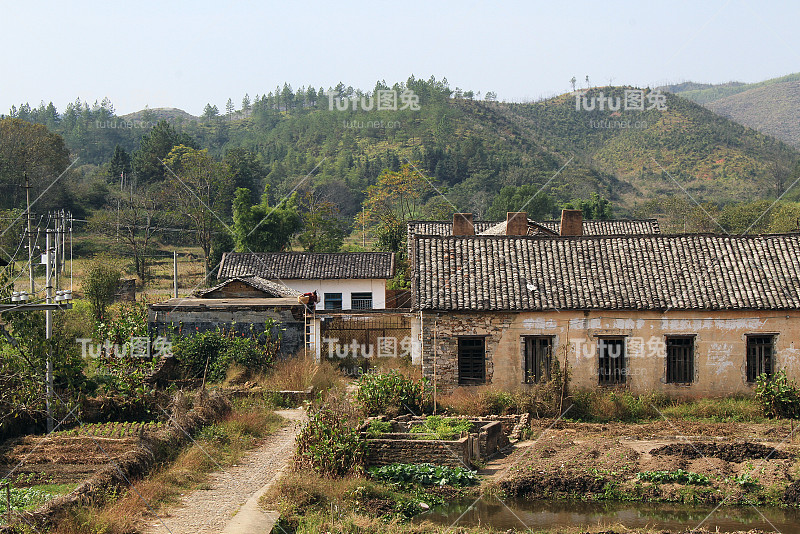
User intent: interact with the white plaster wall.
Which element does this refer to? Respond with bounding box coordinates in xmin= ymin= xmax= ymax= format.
xmin=280 ymin=279 xmax=387 ymax=310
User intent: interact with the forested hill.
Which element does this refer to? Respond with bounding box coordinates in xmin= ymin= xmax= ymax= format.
xmin=3 ymin=77 xmax=799 ymax=224
xmin=661 ymin=73 xmax=800 ymax=147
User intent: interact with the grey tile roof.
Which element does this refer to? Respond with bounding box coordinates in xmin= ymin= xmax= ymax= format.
xmin=411 ymin=234 xmax=800 ymax=311
xmin=196 ymin=276 xmax=301 ymax=298
xmin=219 ymin=252 xmax=395 ymax=280
xmin=479 ymin=220 xmax=559 ymax=236
xmin=407 ymin=218 xmax=660 ymax=238
xmin=538 ymin=219 xmax=661 ymax=235
xmin=407 ymin=221 xmax=499 ymax=235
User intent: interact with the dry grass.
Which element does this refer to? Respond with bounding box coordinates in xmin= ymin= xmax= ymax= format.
xmin=50 ymin=396 xmax=283 ymax=534
xmin=262 ymin=470 xmax=488 ymax=534
xmin=437 ymin=383 xmax=564 ymax=418
xmin=264 ymin=356 xmax=318 ymax=391
xmin=257 ymin=357 xmax=344 ymax=394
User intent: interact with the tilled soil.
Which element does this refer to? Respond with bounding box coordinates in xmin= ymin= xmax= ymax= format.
xmin=651 ymin=442 xmax=793 ymax=462
xmin=498 ymin=420 xmax=800 ymax=506
xmin=0 ymin=435 xmax=139 ymax=486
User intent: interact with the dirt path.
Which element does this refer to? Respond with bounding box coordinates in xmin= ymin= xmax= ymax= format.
xmin=141 ymin=408 xmax=306 ymax=534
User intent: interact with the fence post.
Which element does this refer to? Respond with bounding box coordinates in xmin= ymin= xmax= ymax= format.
xmin=2 ymin=482 xmax=10 ymax=525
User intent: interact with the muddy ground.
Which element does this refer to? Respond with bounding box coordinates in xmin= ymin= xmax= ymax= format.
xmin=0 ymin=434 xmax=140 ymax=487
xmin=496 ymin=420 xmax=800 ymax=507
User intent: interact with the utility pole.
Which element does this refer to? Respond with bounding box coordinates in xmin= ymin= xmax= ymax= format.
xmin=25 ymin=172 xmax=34 ymax=294
xmin=45 ymin=228 xmax=54 ymax=433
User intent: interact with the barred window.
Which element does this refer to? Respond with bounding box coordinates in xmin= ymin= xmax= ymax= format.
xmin=350 ymin=292 xmax=373 ymax=310
xmin=598 ymin=337 xmax=626 ymax=385
xmin=324 ymin=293 xmax=342 ymax=310
xmin=746 ymin=335 xmax=774 ymax=383
xmin=666 ymin=336 xmax=694 ymax=384
xmin=458 ymin=337 xmax=485 ymax=385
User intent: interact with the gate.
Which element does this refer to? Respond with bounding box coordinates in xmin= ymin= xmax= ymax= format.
xmin=320 ymin=313 xmax=412 ymax=360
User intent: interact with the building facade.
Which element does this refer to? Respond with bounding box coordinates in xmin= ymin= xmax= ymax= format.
xmin=218 ymin=251 xmax=395 ymax=311
xmin=411 ymin=226 xmax=800 ymax=397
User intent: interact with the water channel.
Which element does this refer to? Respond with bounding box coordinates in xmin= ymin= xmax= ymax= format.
xmin=416 ymin=498 xmax=800 ymax=533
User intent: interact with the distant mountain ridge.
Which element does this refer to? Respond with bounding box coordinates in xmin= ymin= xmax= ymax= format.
xmin=660 ymin=73 xmax=800 ymax=146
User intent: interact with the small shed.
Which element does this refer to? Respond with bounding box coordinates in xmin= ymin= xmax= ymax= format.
xmin=195 ymin=276 xmax=300 ymax=299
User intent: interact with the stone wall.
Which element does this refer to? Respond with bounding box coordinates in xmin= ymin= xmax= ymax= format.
xmin=421 ymin=313 xmax=515 ymax=394
xmin=478 ymin=421 xmax=508 ymax=460
xmin=148 ymin=306 xmax=304 ymax=357
xmin=421 ymin=309 xmax=800 ymax=397
xmin=366 ymin=436 xmax=471 ymax=468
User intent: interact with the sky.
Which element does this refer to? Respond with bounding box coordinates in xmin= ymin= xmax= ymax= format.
xmin=1 ymin=0 xmax=799 ymax=116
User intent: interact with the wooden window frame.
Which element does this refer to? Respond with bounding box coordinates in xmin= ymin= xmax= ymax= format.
xmin=458 ymin=336 xmax=486 ymax=385
xmin=523 ymin=336 xmax=554 ymax=384
xmin=746 ymin=335 xmax=775 ymax=383
xmin=598 ymin=337 xmax=626 ymax=385
xmin=666 ymin=336 xmax=695 ymax=384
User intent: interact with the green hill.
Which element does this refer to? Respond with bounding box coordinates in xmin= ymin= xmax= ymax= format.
xmin=660 ymin=73 xmax=800 ymax=147
xmin=703 ymin=81 xmax=800 ymax=147
xmin=660 ymin=73 xmax=800 ymax=105
xmin=4 ymin=78 xmax=800 ymax=223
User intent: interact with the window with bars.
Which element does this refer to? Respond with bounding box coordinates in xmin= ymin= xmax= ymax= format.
xmin=350 ymin=292 xmax=373 ymax=309
xmin=523 ymin=336 xmax=553 ymax=383
xmin=324 ymin=293 xmax=342 ymax=310
xmin=458 ymin=337 xmax=486 ymax=385
xmin=598 ymin=337 xmax=626 ymax=385
xmin=666 ymin=336 xmax=694 ymax=384
xmin=747 ymin=335 xmax=774 ymax=382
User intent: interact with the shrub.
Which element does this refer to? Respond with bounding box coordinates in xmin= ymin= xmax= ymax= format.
xmin=368 ymin=463 xmax=477 ymax=487
xmin=83 ymin=257 xmax=121 ymax=324
xmin=355 ymin=370 xmax=426 ymax=416
xmin=295 ymin=406 xmax=366 ymax=477
xmin=172 ymin=325 xmax=278 ymax=383
xmin=755 ymin=370 xmax=800 ymax=418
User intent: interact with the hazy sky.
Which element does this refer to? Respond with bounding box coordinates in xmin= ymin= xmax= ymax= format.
xmin=1 ymin=0 xmax=798 ymax=116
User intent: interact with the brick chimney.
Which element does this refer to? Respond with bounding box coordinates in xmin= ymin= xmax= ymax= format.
xmin=506 ymin=212 xmax=528 ymax=236
xmin=560 ymin=209 xmax=583 ymax=236
xmin=453 ymin=213 xmax=474 ymax=236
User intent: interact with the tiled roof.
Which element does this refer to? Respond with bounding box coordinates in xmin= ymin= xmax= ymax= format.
xmin=196 ymin=276 xmax=301 ymax=298
xmin=407 ymin=218 xmax=660 ymax=237
xmin=479 ymin=220 xmax=559 ymax=236
xmin=407 ymin=221 xmax=499 ymax=235
xmin=219 ymin=252 xmax=395 ymax=280
xmin=411 ymin=234 xmax=800 ymax=311
xmin=538 ymin=219 xmax=661 ymax=235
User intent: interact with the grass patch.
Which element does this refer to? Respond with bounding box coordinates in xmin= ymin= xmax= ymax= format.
xmin=566 ymin=391 xmax=765 ymax=424
xmin=49 ymin=395 xmax=284 ymax=534
xmin=660 ymin=396 xmax=765 ymax=423
xmin=261 ymin=469 xmax=478 ymax=533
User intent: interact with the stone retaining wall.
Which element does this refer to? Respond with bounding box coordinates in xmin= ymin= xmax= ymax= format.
xmin=366 ymin=435 xmax=471 ymax=468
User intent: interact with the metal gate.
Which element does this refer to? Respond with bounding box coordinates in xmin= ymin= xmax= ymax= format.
xmin=320 ymin=314 xmax=412 ymax=360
